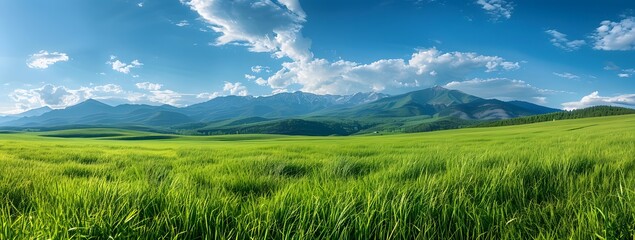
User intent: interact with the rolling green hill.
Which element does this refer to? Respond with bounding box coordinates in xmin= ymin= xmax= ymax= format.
xmin=197 ymin=119 xmax=370 ymax=136
xmin=477 ymin=105 xmax=635 ymax=127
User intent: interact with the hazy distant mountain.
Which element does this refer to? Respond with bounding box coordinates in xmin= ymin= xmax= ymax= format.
xmin=183 ymin=91 xmax=389 ymax=121
xmin=3 ymin=100 xmax=191 ymax=127
xmin=7 ymin=99 xmax=113 ymax=126
xmin=0 ymin=91 xmax=387 ymax=128
xmin=0 ymin=106 xmax=52 ymax=124
xmin=17 ymin=106 xmax=53 ymax=117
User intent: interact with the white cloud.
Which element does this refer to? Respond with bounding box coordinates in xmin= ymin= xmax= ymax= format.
xmin=593 ymin=17 xmax=635 ymax=50
xmin=26 ymin=50 xmax=69 ymax=69
xmin=621 ymin=69 xmax=635 ymax=77
xmin=272 ymin=88 xmax=288 ymax=95
xmin=186 ymin=1 xmax=519 ymax=96
xmin=251 ymin=65 xmax=270 ymax=73
xmin=147 ymin=90 xmax=182 ymax=106
xmin=223 ymin=82 xmax=248 ymax=96
xmin=7 ymin=82 xmax=203 ymax=111
xmin=137 ymin=2 xmax=144 ymax=7
xmin=604 ymin=63 xmax=635 ymax=77
xmin=135 ymin=82 xmax=163 ymax=91
xmin=255 ymin=77 xmax=268 ymax=86
xmin=444 ymin=78 xmax=562 ymax=104
xmin=553 ymin=72 xmax=580 ymax=79
xmin=8 ymin=84 xmax=126 ymax=110
xmin=94 ymin=84 xmax=124 ymax=93
xmin=182 ymin=0 xmax=312 ymax=62
xmin=244 ymin=74 xmax=256 ymax=80
xmin=476 ymin=0 xmax=513 ymax=20
xmin=107 ymin=56 xmax=143 ymax=74
xmin=196 ymin=92 xmax=220 ymax=100
xmin=267 ymin=48 xmax=519 ymax=95
xmin=133 ymin=82 xmax=185 ymax=105
xmin=562 ymin=92 xmax=635 ymax=110
xmin=176 ymin=20 xmax=189 ymax=27
xmin=196 ymin=81 xmax=250 ymax=100
xmin=545 ymin=30 xmax=586 ymax=51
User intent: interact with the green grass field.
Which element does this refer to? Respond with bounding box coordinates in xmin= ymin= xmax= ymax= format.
xmin=1 ymin=115 xmax=635 ymax=239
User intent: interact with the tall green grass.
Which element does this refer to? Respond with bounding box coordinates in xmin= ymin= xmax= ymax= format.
xmin=1 ymin=115 xmax=634 ymax=239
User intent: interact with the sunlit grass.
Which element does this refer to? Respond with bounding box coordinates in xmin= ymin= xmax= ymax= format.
xmin=1 ymin=115 xmax=634 ymax=239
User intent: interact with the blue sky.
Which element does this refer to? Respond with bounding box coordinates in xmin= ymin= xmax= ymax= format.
xmin=1 ymin=0 xmax=634 ymax=114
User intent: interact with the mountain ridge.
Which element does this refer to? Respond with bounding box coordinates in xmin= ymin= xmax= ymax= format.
xmin=0 ymin=87 xmax=563 ymax=135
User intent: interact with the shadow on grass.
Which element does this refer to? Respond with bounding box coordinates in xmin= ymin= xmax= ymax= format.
xmin=43 ymin=133 xmax=126 ymax=138
xmin=223 ymin=178 xmax=279 ymax=197
xmin=108 ymin=136 xmax=178 ymax=141
xmin=332 ymin=159 xmax=376 ymax=178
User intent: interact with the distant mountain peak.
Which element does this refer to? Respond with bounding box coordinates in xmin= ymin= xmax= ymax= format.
xmin=77 ymin=98 xmax=109 ymax=106
xmin=10 ymin=106 xmax=53 ymax=118
xmin=64 ymin=99 xmax=112 ymax=112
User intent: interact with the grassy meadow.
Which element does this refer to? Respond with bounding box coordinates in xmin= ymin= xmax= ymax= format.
xmin=1 ymin=115 xmax=635 ymax=239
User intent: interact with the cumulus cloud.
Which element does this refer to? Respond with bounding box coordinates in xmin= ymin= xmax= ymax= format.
xmin=10 ymin=85 xmax=75 ymax=109
xmin=26 ymin=50 xmax=69 ymax=69
xmin=553 ymin=72 xmax=580 ymax=79
xmin=562 ymin=92 xmax=635 ymax=110
xmin=244 ymin=74 xmax=256 ymax=80
xmin=618 ymin=73 xmax=630 ymax=78
xmin=146 ymin=90 xmax=183 ymax=106
xmin=476 ymin=0 xmax=513 ymax=20
xmin=8 ymin=82 xmax=205 ymax=111
xmin=223 ymin=82 xmax=248 ymax=96
xmin=444 ymin=78 xmax=562 ymax=104
xmin=545 ymin=30 xmax=586 ymax=51
xmin=107 ymin=56 xmax=143 ymax=74
xmin=135 ymin=82 xmax=163 ymax=91
xmin=186 ymin=1 xmax=519 ymax=95
xmin=593 ymin=17 xmax=635 ymax=50
xmin=132 ymin=82 xmax=189 ymax=105
xmin=8 ymin=84 xmax=126 ymax=110
xmin=267 ymin=48 xmax=519 ymax=95
xmin=196 ymin=81 xmax=249 ymax=100
xmin=255 ymin=77 xmax=268 ymax=86
xmin=182 ymin=0 xmax=312 ymax=62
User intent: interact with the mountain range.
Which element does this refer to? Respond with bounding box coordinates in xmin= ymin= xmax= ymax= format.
xmin=0 ymin=106 xmax=52 ymax=124
xmin=0 ymin=87 xmax=561 ymax=135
